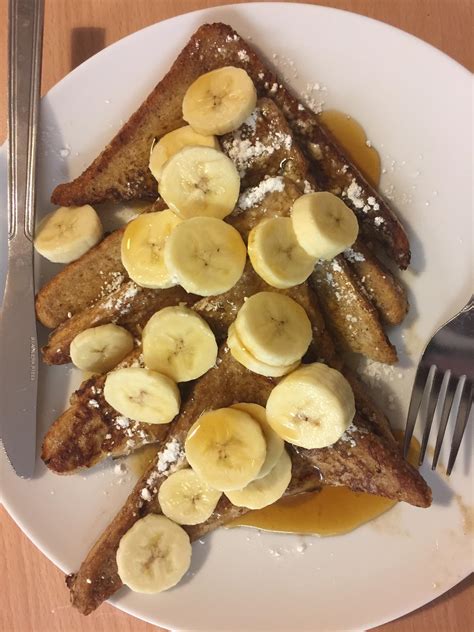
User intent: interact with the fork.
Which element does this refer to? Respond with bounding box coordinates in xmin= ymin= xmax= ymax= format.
xmin=403 ymin=296 xmax=474 ymax=475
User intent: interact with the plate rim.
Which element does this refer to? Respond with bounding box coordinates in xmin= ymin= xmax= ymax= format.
xmin=1 ymin=3 xmax=472 ymax=630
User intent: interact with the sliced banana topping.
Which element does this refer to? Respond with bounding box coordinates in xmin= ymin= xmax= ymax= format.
xmin=227 ymin=322 xmax=300 ymax=378
xmin=158 ymin=468 xmax=222 ymax=525
xmin=184 ymin=407 xmax=266 ymax=491
xmin=234 ymin=291 xmax=312 ymax=367
xmin=158 ymin=146 xmax=240 ymax=220
xmin=231 ymin=403 xmax=285 ymax=479
xmin=225 ymin=449 xmax=292 ymax=510
xmin=104 ymin=367 xmax=180 ymax=425
xmin=248 ymin=217 xmax=316 ymax=289
xmin=70 ymin=324 xmax=134 ymax=373
xmin=34 ymin=205 xmax=103 ymax=263
xmin=142 ymin=306 xmax=218 ymax=382
xmin=182 ymin=66 xmax=257 ymax=136
xmin=291 ymin=192 xmax=359 ymax=259
xmin=150 ymin=125 xmax=219 ymax=181
xmin=121 ymin=209 xmax=182 ymax=289
xmin=116 ymin=514 xmax=192 ymax=593
xmin=164 ymin=216 xmax=247 ymax=296
xmin=266 ymin=363 xmax=355 ymax=449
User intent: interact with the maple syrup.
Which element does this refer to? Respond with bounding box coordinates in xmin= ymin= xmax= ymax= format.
xmin=229 ymin=433 xmax=420 ymax=536
xmin=128 ymin=443 xmax=159 ymax=477
xmin=319 ymin=110 xmax=381 ymax=187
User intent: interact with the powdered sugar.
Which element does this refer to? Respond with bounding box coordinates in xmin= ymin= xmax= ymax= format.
xmin=157 ymin=439 xmax=184 ymax=474
xmin=238 ymin=176 xmax=285 ymax=210
xmin=344 ymin=247 xmax=366 ymax=263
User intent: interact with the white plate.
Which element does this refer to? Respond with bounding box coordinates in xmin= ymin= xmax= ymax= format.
xmin=0 ymin=4 xmax=472 ymax=631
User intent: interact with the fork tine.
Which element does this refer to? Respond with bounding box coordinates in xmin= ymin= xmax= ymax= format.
xmin=432 ymin=373 xmax=457 ymax=469
xmin=404 ymin=363 xmax=431 ymax=458
xmin=419 ymin=368 xmax=444 ymax=466
xmin=447 ymin=379 xmax=473 ymax=475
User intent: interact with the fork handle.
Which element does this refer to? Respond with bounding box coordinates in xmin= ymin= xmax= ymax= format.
xmin=8 ymin=0 xmax=44 ymax=241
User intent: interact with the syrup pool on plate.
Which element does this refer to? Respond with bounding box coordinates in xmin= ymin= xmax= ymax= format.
xmin=229 ymin=433 xmax=420 ymax=536
xmin=319 ymin=110 xmax=381 ymax=187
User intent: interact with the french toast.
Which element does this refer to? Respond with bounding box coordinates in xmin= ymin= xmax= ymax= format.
xmin=67 ymin=348 xmax=431 ymax=614
xmin=343 ymin=239 xmax=409 ymax=326
xmin=41 ymin=283 xmax=195 ymax=365
xmin=311 ymin=256 xmax=398 ymax=363
xmin=39 ymin=99 xmax=401 ymax=367
xmin=41 ymin=259 xmax=336 ymax=473
xmin=32 ymin=26 xmax=433 ymax=615
xmin=65 ymin=347 xmax=430 ymax=615
xmin=50 ymin=23 xmax=410 ymax=269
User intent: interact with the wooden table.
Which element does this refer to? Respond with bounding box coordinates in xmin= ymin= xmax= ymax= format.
xmin=0 ymin=1 xmax=472 ymax=630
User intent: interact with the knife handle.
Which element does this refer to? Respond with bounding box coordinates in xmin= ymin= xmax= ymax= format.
xmin=8 ymin=0 xmax=44 ymax=241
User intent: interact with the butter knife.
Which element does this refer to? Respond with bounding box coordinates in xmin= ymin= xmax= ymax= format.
xmin=0 ymin=0 xmax=44 ymax=478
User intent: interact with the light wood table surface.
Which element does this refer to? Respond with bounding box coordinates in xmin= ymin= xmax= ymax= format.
xmin=0 ymin=1 xmax=472 ymax=631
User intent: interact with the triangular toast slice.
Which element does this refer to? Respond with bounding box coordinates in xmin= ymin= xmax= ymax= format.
xmin=41 ymin=260 xmax=336 ymax=473
xmin=343 ymin=239 xmax=408 ymax=326
xmin=311 ymin=256 xmax=398 ymax=364
xmin=50 ymin=23 xmax=410 ymax=268
xmin=35 ymin=198 xmax=165 ymax=329
xmin=41 ymin=282 xmax=195 ymax=365
xmin=39 ymin=99 xmax=398 ymax=366
xmin=64 ymin=348 xmax=430 ymax=615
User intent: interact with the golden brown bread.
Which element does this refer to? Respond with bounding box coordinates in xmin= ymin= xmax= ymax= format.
xmin=311 ymin=256 xmax=398 ymax=364
xmin=41 ymin=349 xmax=171 ymax=473
xmin=343 ymin=239 xmax=408 ymax=326
xmin=51 ymin=23 xmax=409 ymax=268
xmin=35 ymin=199 xmax=166 ymax=329
xmin=41 ymin=257 xmax=337 ymax=474
xmin=41 ymin=283 xmax=195 ymax=365
xmin=35 ymin=228 xmax=127 ymax=329
xmin=41 ymin=100 xmax=397 ymax=368
xmin=65 ymin=349 xmax=430 ymax=615
xmin=66 ymin=445 xmax=319 ymax=616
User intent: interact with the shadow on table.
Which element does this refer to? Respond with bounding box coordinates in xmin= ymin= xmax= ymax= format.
xmin=71 ymin=27 xmax=106 ymax=70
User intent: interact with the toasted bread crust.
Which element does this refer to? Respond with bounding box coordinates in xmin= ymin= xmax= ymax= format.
xmin=41 ymin=283 xmax=194 ymax=365
xmin=311 ymin=257 xmax=398 ymax=364
xmin=344 ymin=240 xmax=408 ymax=325
xmin=41 ymin=350 xmax=173 ymax=473
xmin=35 ymin=200 xmax=165 ymax=329
xmin=299 ymin=412 xmax=431 ymax=508
xmin=35 ymin=228 xmax=126 ymax=329
xmin=51 ymin=23 xmax=409 ymax=267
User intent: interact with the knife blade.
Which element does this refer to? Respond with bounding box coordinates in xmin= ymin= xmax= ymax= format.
xmin=0 ymin=0 xmax=44 ymax=478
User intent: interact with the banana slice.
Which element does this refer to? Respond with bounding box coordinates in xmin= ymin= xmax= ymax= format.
xmin=158 ymin=468 xmax=222 ymax=525
xmin=227 ymin=322 xmax=300 ymax=378
xmin=70 ymin=324 xmax=134 ymax=373
xmin=225 ymin=449 xmax=292 ymax=510
xmin=234 ymin=292 xmax=312 ymax=366
xmin=116 ymin=514 xmax=191 ymax=593
xmin=248 ymin=217 xmax=316 ymax=289
xmin=34 ymin=205 xmax=103 ymax=263
xmin=158 ymin=146 xmax=240 ymax=220
xmin=266 ymin=363 xmax=355 ymax=449
xmin=182 ymin=66 xmax=257 ymax=135
xmin=184 ymin=407 xmax=266 ymax=491
xmin=149 ymin=125 xmax=220 ymax=181
xmin=104 ymin=367 xmax=180 ymax=425
xmin=121 ymin=210 xmax=182 ymax=289
xmin=291 ymin=192 xmax=359 ymax=259
xmin=231 ymin=403 xmax=284 ymax=479
xmin=142 ymin=306 xmax=217 ymax=382
xmin=164 ymin=217 xmax=246 ymax=296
